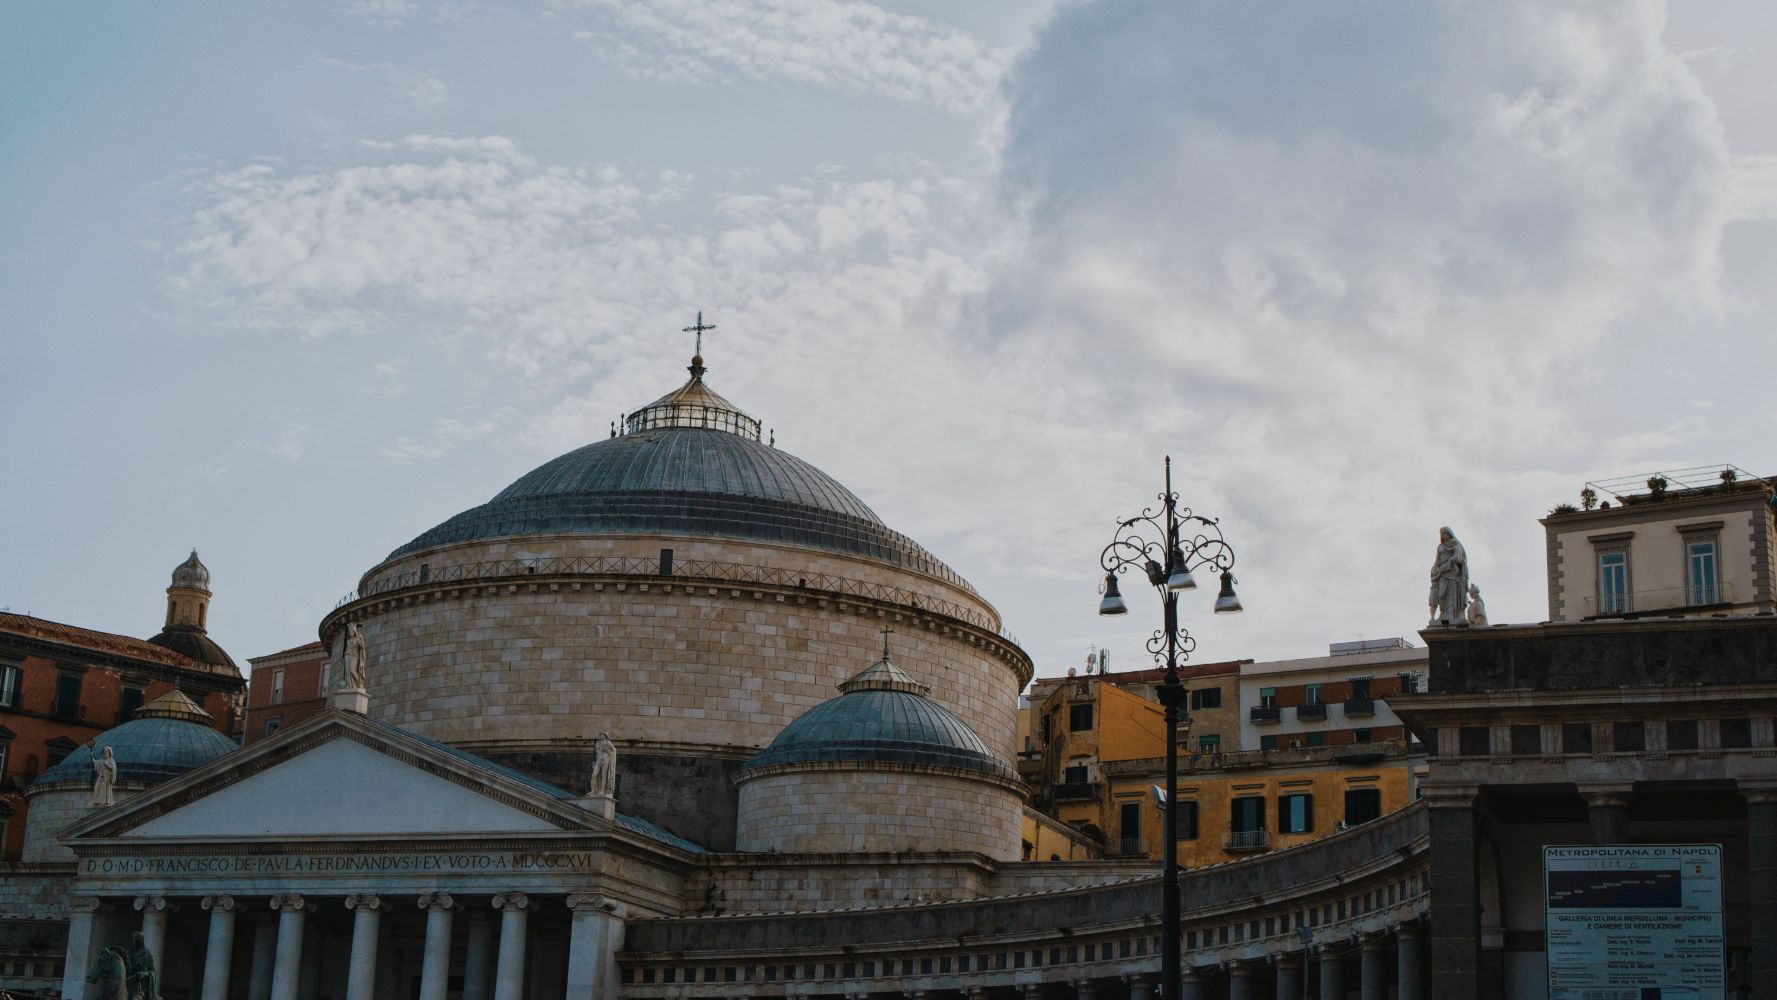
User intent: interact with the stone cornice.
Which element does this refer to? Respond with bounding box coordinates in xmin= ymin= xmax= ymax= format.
xmin=732 ymin=758 xmax=1030 ymax=798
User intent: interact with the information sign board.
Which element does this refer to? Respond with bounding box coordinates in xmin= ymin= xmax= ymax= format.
xmin=1545 ymin=844 xmax=1723 ymax=1000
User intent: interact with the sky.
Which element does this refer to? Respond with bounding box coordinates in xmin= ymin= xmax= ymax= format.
xmin=4 ymin=0 xmax=1776 ymax=684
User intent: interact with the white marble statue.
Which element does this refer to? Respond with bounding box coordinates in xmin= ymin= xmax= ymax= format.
xmin=1466 ymin=583 xmax=1488 ymax=627
xmin=337 ymin=622 xmax=368 ymax=691
xmin=1428 ymin=526 xmax=1470 ymax=626
xmin=91 ymin=744 xmax=117 ymax=807
xmin=589 ymin=732 xmax=617 ymax=797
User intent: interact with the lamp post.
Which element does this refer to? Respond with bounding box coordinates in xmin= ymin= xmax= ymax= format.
xmin=1096 ymin=455 xmax=1241 ymax=1000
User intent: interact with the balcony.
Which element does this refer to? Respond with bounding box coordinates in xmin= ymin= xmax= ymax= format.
xmin=1113 ymin=837 xmax=1150 ymax=858
xmin=1223 ymin=830 xmax=1270 ymax=852
xmin=1249 ymin=706 xmax=1280 ymax=724
xmin=1296 ymin=703 xmax=1328 ymax=721
xmin=1052 ymin=781 xmax=1101 ymax=802
xmin=1342 ymin=698 xmax=1375 ymax=717
xmin=1583 ymin=581 xmax=1737 ymax=617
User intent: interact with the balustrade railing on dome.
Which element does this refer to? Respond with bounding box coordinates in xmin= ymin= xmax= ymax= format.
xmin=332 ymin=554 xmax=1021 ymax=646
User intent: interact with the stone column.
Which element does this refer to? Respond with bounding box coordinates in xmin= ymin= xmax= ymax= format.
xmin=248 ymin=911 xmax=278 ymax=1000
xmin=1745 ymin=783 xmax=1777 ymax=1000
xmin=492 ymin=893 xmax=530 ymax=1000
xmin=135 ymin=896 xmax=175 ymax=974
xmin=344 ymin=894 xmax=383 ymax=1000
xmin=200 ymin=895 xmax=239 ymax=1000
xmin=1579 ymin=782 xmax=1633 ymax=844
xmin=1394 ymin=924 xmax=1423 ymax=1000
xmin=269 ymin=895 xmax=308 ymax=1000
xmin=565 ymin=893 xmax=626 ymax=1000
xmin=1227 ymin=961 xmax=1252 ymax=1000
xmin=61 ymin=896 xmax=110 ymax=1000
xmin=1180 ymin=966 xmax=1202 ymax=1000
xmin=1074 ymin=980 xmax=1097 ymax=1000
xmin=1274 ymin=955 xmax=1301 ymax=1000
xmin=1358 ymin=937 xmax=1386 ymax=1000
xmin=1317 ymin=947 xmax=1342 ymax=1000
xmin=1126 ymin=973 xmax=1156 ymax=1000
xmin=298 ymin=920 xmax=323 ymax=1000
xmin=464 ymin=911 xmax=496 ymax=1000
xmin=1022 ymin=983 xmax=1044 ymax=1000
xmin=1424 ymin=785 xmax=1479 ymax=1000
xmin=418 ymin=893 xmax=457 ymax=1000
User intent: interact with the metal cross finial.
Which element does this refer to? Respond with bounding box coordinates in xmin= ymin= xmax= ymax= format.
xmin=682 ymin=311 xmax=716 ymax=357
xmin=879 ymin=627 xmax=893 ymax=660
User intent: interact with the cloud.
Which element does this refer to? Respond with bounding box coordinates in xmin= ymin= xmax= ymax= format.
xmin=318 ymin=57 xmax=450 ymax=111
xmin=554 ymin=0 xmax=1007 ymax=114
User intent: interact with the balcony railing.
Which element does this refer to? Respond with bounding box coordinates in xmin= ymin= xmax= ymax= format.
xmin=1584 ymin=581 xmax=1738 ymax=617
xmin=1052 ymin=781 xmax=1101 ymax=801
xmin=1296 ymin=703 xmax=1328 ymax=721
xmin=1343 ymin=698 xmax=1375 ymax=717
xmin=1249 ymin=706 xmax=1280 ymax=724
xmin=1113 ymin=837 xmax=1149 ymax=858
xmin=1224 ymin=830 xmax=1270 ymax=852
xmin=1102 ymin=739 xmax=1416 ymax=776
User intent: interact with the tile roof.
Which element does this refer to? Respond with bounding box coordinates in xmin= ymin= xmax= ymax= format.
xmin=0 ymin=612 xmax=198 ymax=670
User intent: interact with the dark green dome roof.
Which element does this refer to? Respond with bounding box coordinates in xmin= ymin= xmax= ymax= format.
xmin=743 ymin=654 xmax=1013 ymax=779
xmin=386 ymin=371 xmax=972 ymax=592
xmin=35 ymin=691 xmax=237 ymax=787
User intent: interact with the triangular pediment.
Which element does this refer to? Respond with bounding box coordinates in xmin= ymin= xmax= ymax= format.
xmin=64 ymin=711 xmax=599 ymax=842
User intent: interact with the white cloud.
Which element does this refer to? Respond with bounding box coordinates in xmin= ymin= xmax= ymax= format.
xmin=318 ymin=57 xmax=451 ymax=111
xmin=554 ymin=0 xmax=1007 ymax=114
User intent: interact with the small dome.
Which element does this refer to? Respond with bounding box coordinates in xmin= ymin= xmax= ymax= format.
xmin=35 ymin=693 xmax=236 ymax=787
xmin=171 ymin=550 xmax=210 ymax=592
xmin=146 ymin=627 xmax=238 ymax=672
xmin=743 ymin=647 xmax=1014 ymax=779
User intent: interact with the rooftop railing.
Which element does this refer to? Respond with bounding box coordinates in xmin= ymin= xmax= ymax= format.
xmin=1583 ymin=581 xmax=1738 ymax=617
xmin=332 ymin=554 xmax=1021 ymax=648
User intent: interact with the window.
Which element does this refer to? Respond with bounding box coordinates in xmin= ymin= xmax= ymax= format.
xmin=1304 ymin=684 xmax=1323 ymax=706
xmin=1612 ymin=722 xmax=1645 ymax=753
xmin=1563 ymin=722 xmax=1593 ymax=754
xmin=0 ymin=664 xmax=18 ymax=708
xmin=264 ymin=717 xmax=282 ymax=736
xmin=1177 ymin=800 xmax=1200 ymax=839
xmin=45 ymin=737 xmax=78 ymax=768
xmin=271 ymin=669 xmax=285 ymax=706
xmin=1305 ymin=731 xmax=1325 ymax=748
xmin=1068 ymin=704 xmax=1093 ymax=732
xmin=1687 ymin=539 xmax=1720 ymax=605
xmin=1598 ymin=551 xmax=1629 ymax=613
xmin=1259 ymin=687 xmax=1277 ymax=709
xmin=1344 ymin=788 xmax=1382 ymax=825
xmin=1510 ymin=725 xmax=1541 ymax=755
xmin=1260 ymin=735 xmax=1278 ymax=751
xmin=1722 ymin=718 xmax=1753 ymax=749
xmin=1667 ymin=720 xmax=1699 ymax=752
xmin=1458 ymin=726 xmax=1490 ymax=756
xmin=52 ymin=672 xmax=82 ymax=721
xmin=1197 ymin=734 xmax=1221 ymax=752
xmin=119 ymin=687 xmax=144 ymax=723
xmin=0 ymin=743 xmax=10 ymax=787
xmin=1352 ymin=728 xmax=1372 ymax=743
xmin=1279 ymin=793 xmax=1313 ymax=834
xmin=1349 ymin=678 xmax=1371 ymax=700
xmin=1190 ymin=687 xmax=1222 ymax=710
xmin=1398 ymin=672 xmax=1419 ymax=694
xmin=1118 ymin=802 xmax=1141 ymax=848
xmin=1230 ymin=796 xmax=1266 ymax=833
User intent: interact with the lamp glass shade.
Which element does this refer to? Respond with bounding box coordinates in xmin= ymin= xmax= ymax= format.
xmin=1098 ymin=572 xmax=1129 ymax=616
xmin=1212 ymin=571 xmax=1242 ymax=614
xmin=1165 ymin=550 xmax=1197 ymax=592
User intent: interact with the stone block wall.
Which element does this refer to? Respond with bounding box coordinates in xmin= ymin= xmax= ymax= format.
xmin=21 ymin=787 xmax=110 ymax=863
xmin=735 ymin=766 xmax=1024 ymax=861
xmin=335 ymin=534 xmax=1027 ymax=758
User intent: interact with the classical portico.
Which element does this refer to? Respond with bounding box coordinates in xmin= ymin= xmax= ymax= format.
xmin=56 ymin=710 xmax=691 ymax=1000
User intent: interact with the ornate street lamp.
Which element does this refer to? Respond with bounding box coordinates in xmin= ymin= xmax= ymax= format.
xmin=1096 ymin=456 xmax=1241 ymax=1000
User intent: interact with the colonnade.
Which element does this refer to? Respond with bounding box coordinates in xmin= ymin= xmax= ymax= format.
xmin=61 ymin=890 xmax=626 ymax=1000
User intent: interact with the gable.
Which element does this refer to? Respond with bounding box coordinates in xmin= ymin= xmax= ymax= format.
xmin=124 ymin=737 xmax=561 ymax=838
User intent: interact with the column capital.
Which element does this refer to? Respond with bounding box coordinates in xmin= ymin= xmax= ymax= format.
xmin=1123 ymin=972 xmax=1157 ymax=986
xmin=1020 ymin=983 xmax=1044 ymax=998
xmin=967 ymin=987 xmax=991 ymax=1000
xmin=1273 ymin=953 xmax=1300 ymax=969
xmin=344 ymin=894 xmax=384 ymax=912
xmin=492 ymin=892 xmax=530 ymax=911
xmin=1318 ymin=943 xmax=1344 ymax=958
xmin=1420 ymin=783 xmax=1479 ymax=808
xmin=202 ymin=894 xmax=237 ymax=913
xmin=69 ymin=895 xmax=112 ymax=914
xmin=135 ymin=895 xmax=177 ymax=913
xmin=1225 ymin=959 xmax=1250 ymax=975
xmin=1577 ymin=781 xmax=1634 ymax=807
xmin=270 ymin=894 xmax=307 ymax=912
xmin=1179 ymin=966 xmax=1200 ymax=983
xmin=566 ymin=892 xmax=622 ymax=916
xmin=1360 ymin=934 xmax=1389 ymax=953
xmin=1393 ymin=921 xmax=1423 ymax=941
xmin=417 ymin=892 xmax=455 ymax=912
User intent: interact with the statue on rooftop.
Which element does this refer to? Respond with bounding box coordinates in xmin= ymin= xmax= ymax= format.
xmin=337 ymin=622 xmax=368 ymax=691
xmin=91 ymin=744 xmax=117 ymax=807
xmin=589 ymin=732 xmax=617 ymax=797
xmin=1428 ymin=526 xmax=1469 ymax=626
xmin=1466 ymin=583 xmax=1488 ymax=627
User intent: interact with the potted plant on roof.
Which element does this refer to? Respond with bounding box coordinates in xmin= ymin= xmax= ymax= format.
xmin=1647 ymin=475 xmax=1669 ymax=499
xmin=1580 ymin=487 xmax=1598 ymax=511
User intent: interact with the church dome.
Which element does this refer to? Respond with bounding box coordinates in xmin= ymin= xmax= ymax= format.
xmin=146 ymin=628 xmax=238 ymax=672
xmin=386 ymin=362 xmax=970 ymax=590
xmin=741 ymin=645 xmax=1014 ymax=780
xmin=34 ymin=690 xmax=237 ymax=787
xmin=170 ymin=550 xmax=210 ymax=592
